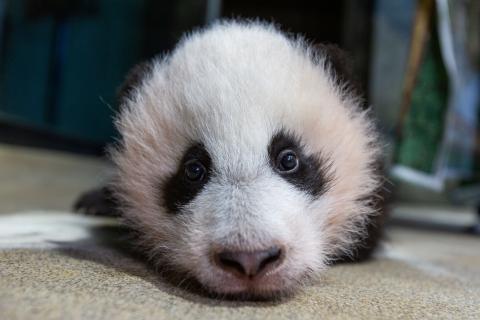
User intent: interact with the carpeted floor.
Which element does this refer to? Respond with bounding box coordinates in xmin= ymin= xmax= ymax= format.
xmin=1 ymin=144 xmax=479 ymax=319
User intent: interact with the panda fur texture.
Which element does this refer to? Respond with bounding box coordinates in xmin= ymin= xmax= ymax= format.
xmin=75 ymin=21 xmax=385 ymax=299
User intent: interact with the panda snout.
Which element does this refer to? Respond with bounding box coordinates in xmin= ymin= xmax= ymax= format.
xmin=213 ymin=245 xmax=285 ymax=279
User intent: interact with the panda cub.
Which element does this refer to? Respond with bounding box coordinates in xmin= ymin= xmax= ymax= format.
xmin=75 ymin=21 xmax=385 ymax=299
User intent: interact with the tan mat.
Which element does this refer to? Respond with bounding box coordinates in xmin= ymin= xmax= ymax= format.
xmin=0 ymin=211 xmax=479 ymax=320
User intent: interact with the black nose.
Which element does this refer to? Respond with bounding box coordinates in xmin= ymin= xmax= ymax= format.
xmin=214 ymin=246 xmax=284 ymax=278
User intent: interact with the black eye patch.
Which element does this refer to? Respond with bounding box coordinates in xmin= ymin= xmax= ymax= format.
xmin=268 ymin=130 xmax=332 ymax=198
xmin=162 ymin=143 xmax=212 ymax=213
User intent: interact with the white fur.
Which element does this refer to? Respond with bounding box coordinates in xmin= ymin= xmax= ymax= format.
xmin=0 ymin=212 xmax=112 ymax=249
xmin=112 ymin=21 xmax=381 ymax=297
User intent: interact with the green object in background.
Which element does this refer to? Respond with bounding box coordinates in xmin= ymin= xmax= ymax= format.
xmin=396 ymin=31 xmax=449 ymax=173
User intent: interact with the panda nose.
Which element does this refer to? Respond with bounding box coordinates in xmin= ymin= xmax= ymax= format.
xmin=214 ymin=246 xmax=284 ymax=278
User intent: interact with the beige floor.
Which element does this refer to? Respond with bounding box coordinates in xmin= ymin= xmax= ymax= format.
xmin=0 ymin=144 xmax=479 ymax=320
xmin=0 ymin=144 xmax=110 ymax=213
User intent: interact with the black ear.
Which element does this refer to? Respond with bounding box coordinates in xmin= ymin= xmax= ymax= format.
xmin=73 ymin=185 xmax=121 ymax=217
xmin=117 ymin=60 xmax=154 ymax=105
xmin=314 ymin=44 xmax=366 ymax=108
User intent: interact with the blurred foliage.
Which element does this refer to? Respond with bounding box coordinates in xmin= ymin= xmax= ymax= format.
xmin=396 ymin=31 xmax=449 ymax=173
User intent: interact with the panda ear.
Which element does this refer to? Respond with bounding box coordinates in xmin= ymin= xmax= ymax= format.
xmin=116 ymin=60 xmax=154 ymax=106
xmin=314 ymin=44 xmax=365 ymax=107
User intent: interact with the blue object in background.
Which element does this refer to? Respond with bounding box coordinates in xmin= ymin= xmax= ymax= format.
xmin=0 ymin=0 xmax=147 ymax=144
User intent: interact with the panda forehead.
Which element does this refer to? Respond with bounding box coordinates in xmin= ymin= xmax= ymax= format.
xmin=163 ymin=29 xmax=318 ymax=121
xmin=196 ymin=121 xmax=275 ymax=174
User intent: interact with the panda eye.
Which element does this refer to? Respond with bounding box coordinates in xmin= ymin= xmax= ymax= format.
xmin=184 ymin=160 xmax=206 ymax=182
xmin=276 ymin=149 xmax=299 ymax=172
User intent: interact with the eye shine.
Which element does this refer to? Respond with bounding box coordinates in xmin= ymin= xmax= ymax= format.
xmin=277 ymin=149 xmax=299 ymax=172
xmin=184 ymin=160 xmax=206 ymax=182
xmin=162 ymin=143 xmax=212 ymax=213
xmin=75 ymin=21 xmax=384 ymax=300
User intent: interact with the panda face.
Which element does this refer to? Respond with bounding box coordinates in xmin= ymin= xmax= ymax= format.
xmin=156 ymin=129 xmax=333 ymax=296
xmin=112 ymin=21 xmax=381 ymax=298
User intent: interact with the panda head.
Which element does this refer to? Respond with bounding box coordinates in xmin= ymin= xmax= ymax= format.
xmin=112 ymin=21 xmax=381 ymax=298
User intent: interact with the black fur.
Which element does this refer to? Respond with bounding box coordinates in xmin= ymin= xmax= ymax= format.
xmin=116 ymin=60 xmax=154 ymax=104
xmin=315 ymin=44 xmax=367 ymax=109
xmin=268 ymin=130 xmax=332 ymax=198
xmin=314 ymin=44 xmax=385 ymax=261
xmin=162 ymin=143 xmax=212 ymax=213
xmin=73 ymin=186 xmax=121 ymax=217
xmin=73 ymin=39 xmax=384 ymax=266
xmin=334 ymin=162 xmax=387 ymax=263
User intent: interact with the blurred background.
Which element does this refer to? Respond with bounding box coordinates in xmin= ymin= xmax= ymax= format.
xmin=0 ymin=0 xmax=479 ymax=232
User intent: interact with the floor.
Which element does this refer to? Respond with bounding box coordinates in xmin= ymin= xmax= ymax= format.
xmin=0 ymin=144 xmax=479 ymax=320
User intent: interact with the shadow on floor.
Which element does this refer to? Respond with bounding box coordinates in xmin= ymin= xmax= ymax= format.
xmin=52 ymin=222 xmax=293 ymax=307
